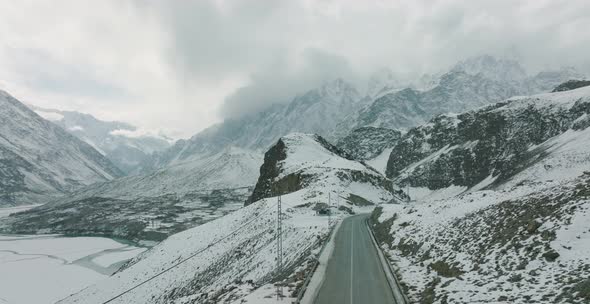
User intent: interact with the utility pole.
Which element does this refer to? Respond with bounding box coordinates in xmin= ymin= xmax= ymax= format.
xmin=276 ymin=195 xmax=283 ymax=300
xmin=328 ymin=192 xmax=331 ymax=226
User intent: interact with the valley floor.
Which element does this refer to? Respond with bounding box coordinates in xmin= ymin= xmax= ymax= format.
xmin=0 ymin=207 xmax=147 ymax=304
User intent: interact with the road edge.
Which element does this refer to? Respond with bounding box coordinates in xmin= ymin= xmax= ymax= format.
xmin=298 ymin=219 xmax=342 ymax=304
xmin=364 ymin=218 xmax=409 ymax=304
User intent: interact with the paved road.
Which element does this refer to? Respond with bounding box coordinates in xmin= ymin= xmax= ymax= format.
xmin=314 ymin=214 xmax=396 ymax=304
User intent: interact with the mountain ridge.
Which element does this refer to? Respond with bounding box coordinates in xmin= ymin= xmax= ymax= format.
xmin=0 ymin=90 xmax=123 ymax=206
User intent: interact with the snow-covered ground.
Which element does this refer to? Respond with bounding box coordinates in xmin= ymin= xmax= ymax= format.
xmin=366 ymin=147 xmax=393 ymax=175
xmin=0 ymin=232 xmax=146 ymax=304
xmin=375 ymin=176 xmax=590 ymax=303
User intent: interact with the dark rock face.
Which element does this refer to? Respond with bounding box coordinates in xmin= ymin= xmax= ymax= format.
xmin=247 ymin=134 xmax=355 ymax=205
xmin=552 ymin=79 xmax=590 ymax=92
xmin=337 ymin=127 xmax=402 ymax=160
xmin=385 ymin=95 xmax=590 ymax=190
xmin=247 ymin=139 xmax=288 ymax=205
xmin=542 ymin=249 xmax=560 ymax=262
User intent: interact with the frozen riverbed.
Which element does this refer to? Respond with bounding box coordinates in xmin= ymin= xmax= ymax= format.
xmin=0 ymin=208 xmax=147 ymax=304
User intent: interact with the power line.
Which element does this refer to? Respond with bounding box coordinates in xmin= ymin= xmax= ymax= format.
xmin=99 ymin=202 xmax=274 ymax=304
xmin=189 ymin=186 xmax=252 ymax=193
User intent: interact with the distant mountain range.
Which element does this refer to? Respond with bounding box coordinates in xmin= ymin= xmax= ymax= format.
xmin=31 ymin=106 xmax=171 ymax=174
xmin=146 ymin=55 xmax=585 ymax=174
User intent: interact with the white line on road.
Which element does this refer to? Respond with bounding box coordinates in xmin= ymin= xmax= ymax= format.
xmin=350 ymin=220 xmax=354 ymax=304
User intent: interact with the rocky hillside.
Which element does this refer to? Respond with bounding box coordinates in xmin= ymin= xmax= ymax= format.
xmin=336 ymin=127 xmax=402 ymax=160
xmin=32 ymin=106 xmax=171 ymax=174
xmin=385 ymin=85 xmax=590 ymax=199
xmin=552 ymin=79 xmax=590 ymax=92
xmin=248 ymin=133 xmax=405 ymax=205
xmin=0 ymin=147 xmax=261 ymax=241
xmin=57 ymin=133 xmax=400 ymax=304
xmin=372 ymin=170 xmax=590 ymax=303
xmin=0 ymin=90 xmax=122 ymax=206
xmin=367 ymin=81 xmax=590 ymax=303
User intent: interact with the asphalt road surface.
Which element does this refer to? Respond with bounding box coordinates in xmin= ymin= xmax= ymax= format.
xmin=314 ymin=214 xmax=396 ymax=304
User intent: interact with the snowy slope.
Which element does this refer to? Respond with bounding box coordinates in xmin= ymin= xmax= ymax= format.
xmin=1 ymin=147 xmax=262 ymax=241
xmin=0 ymin=90 xmax=122 ymax=206
xmin=58 ymin=133 xmax=399 ymax=304
xmin=373 ymin=173 xmax=590 ymax=303
xmin=385 ymin=85 xmax=590 ymax=200
xmin=32 ymin=106 xmax=171 ymax=173
xmin=367 ymin=84 xmax=590 ymax=303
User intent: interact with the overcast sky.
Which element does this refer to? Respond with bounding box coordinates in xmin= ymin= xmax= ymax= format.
xmin=1 ymin=0 xmax=589 ymax=139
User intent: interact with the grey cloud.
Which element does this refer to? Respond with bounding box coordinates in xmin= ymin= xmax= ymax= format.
xmin=157 ymin=0 xmax=288 ymax=80
xmin=5 ymin=48 xmax=128 ymax=100
xmin=220 ymin=48 xmax=358 ymax=118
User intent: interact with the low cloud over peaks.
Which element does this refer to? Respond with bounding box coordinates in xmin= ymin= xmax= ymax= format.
xmin=0 ymin=0 xmax=589 ymax=137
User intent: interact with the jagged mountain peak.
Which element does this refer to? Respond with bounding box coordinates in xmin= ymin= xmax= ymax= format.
xmin=451 ymin=54 xmax=527 ymax=82
xmin=366 ymin=68 xmax=409 ymax=97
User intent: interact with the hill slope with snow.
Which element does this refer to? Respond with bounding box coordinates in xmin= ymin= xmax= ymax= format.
xmin=385 ymin=85 xmax=590 ymax=200
xmin=0 ymin=90 xmax=122 ymax=206
xmin=368 ymin=84 xmax=590 ymax=303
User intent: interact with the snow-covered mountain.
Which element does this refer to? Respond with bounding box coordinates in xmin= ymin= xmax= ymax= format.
xmin=143 ymin=79 xmax=366 ymax=171
xmin=1 ymin=147 xmax=262 ymax=241
xmin=451 ymin=54 xmax=527 ymax=83
xmin=143 ymin=56 xmax=584 ymax=179
xmin=366 ymin=68 xmax=411 ymax=98
xmin=32 ymin=106 xmax=171 ymax=174
xmin=361 ymin=81 xmax=590 ymax=303
xmin=339 ymin=56 xmax=586 ymax=134
xmin=56 ymin=133 xmax=400 ymax=304
xmin=385 ymin=84 xmax=590 ymax=200
xmin=0 ymin=90 xmax=123 ymax=206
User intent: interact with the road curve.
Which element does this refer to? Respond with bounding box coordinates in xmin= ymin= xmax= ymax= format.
xmin=314 ymin=214 xmax=396 ymax=304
